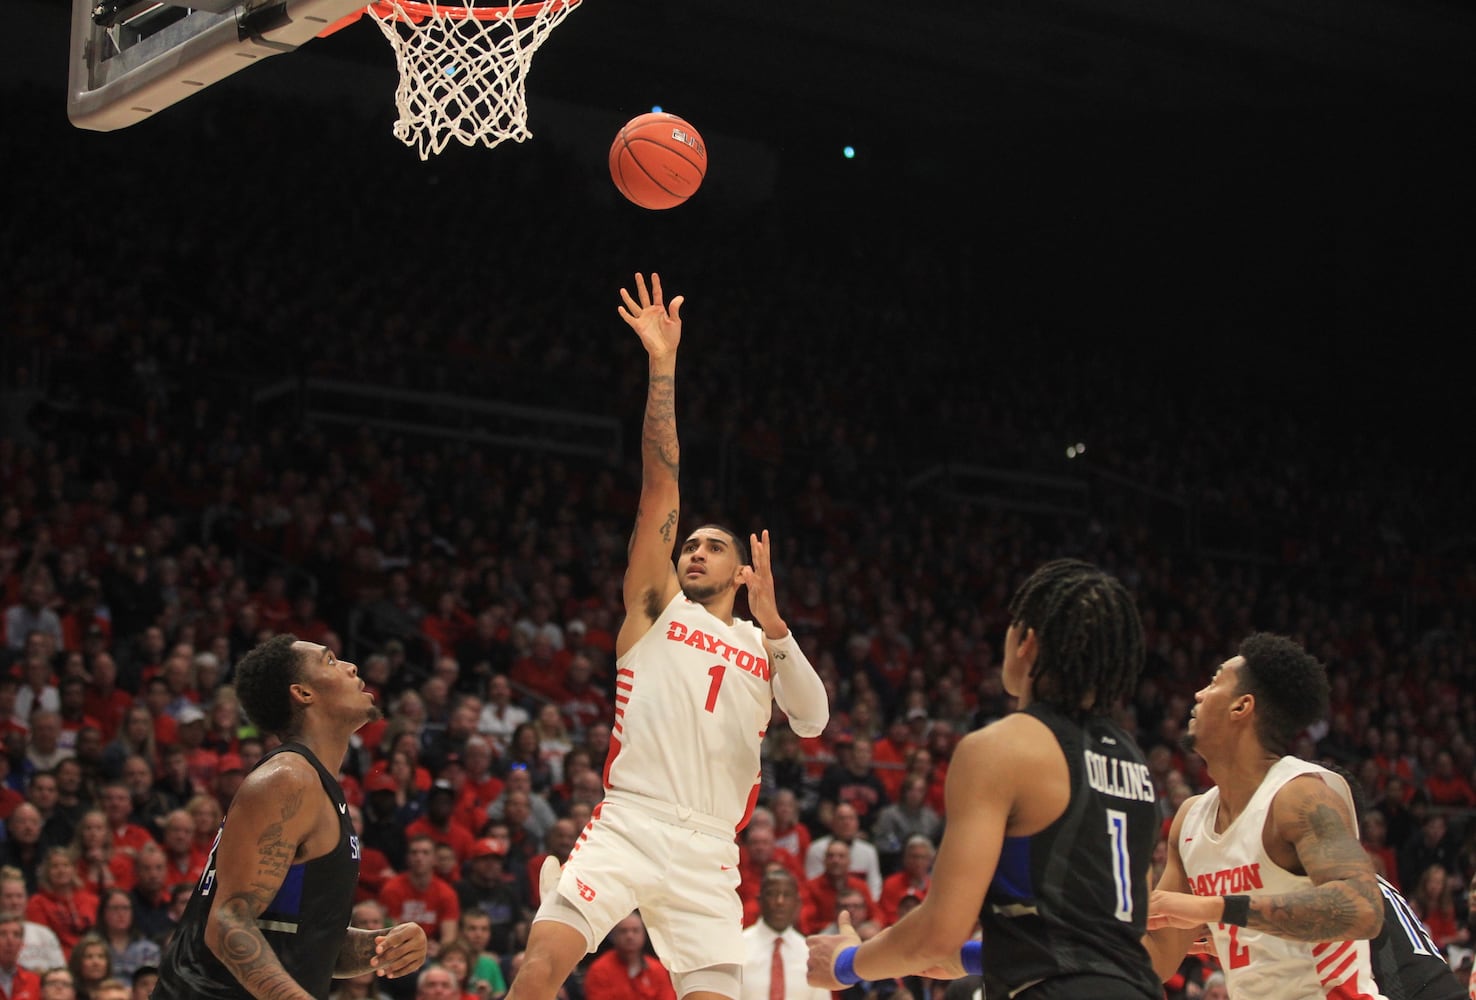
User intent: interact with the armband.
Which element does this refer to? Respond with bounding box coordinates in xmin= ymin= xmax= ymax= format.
xmin=764 ymin=630 xmax=800 ymax=660
xmin=834 ymin=946 xmax=862 ymax=986
xmin=961 ymin=940 xmax=983 ymax=976
xmin=1222 ymin=894 xmax=1251 ymax=927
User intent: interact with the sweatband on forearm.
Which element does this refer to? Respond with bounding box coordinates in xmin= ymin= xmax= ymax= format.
xmin=767 ymin=631 xmax=829 ymax=737
xmin=1222 ymin=895 xmax=1251 ymax=927
xmin=961 ymin=940 xmax=983 ymax=975
xmin=834 ymin=946 xmax=862 ymax=985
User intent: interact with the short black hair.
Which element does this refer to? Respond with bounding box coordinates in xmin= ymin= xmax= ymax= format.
xmin=234 ymin=634 xmax=305 ymax=738
xmin=1007 ymin=558 xmax=1144 ymax=717
xmin=1235 ymin=632 xmax=1329 ymax=755
xmin=689 ymin=524 xmax=750 ymax=566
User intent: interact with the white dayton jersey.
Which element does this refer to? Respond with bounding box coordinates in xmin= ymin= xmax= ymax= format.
xmin=1179 ymin=756 xmax=1388 ymax=1000
xmin=606 ymin=594 xmax=774 ymax=831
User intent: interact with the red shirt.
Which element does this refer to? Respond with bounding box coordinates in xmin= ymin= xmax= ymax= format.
xmin=112 ymin=822 xmax=156 ymax=857
xmin=453 ymin=778 xmax=503 ymax=836
xmin=78 ymin=852 xmax=136 ymax=895
xmin=878 ymin=872 xmax=930 ymax=925
xmin=0 ymin=965 xmax=41 ymax=1000
xmin=24 ymin=887 xmax=100 ymax=951
xmin=799 ymin=874 xmax=874 ymax=935
xmin=1424 ymin=774 xmax=1476 ymax=808
xmin=83 ymin=689 xmax=134 ymax=741
xmin=871 ymin=737 xmax=913 ymax=801
xmin=580 ymin=951 xmax=677 ymax=1000
xmin=404 ymin=817 xmax=478 ymax=863
xmin=355 ymin=845 xmax=396 ymax=903
xmin=380 ymin=874 xmax=461 ymax=940
xmin=0 ymin=785 xmax=25 ymax=821
xmin=163 ymin=848 xmax=207 ymax=889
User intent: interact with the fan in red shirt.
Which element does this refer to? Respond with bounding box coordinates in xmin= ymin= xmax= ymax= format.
xmin=99 ymin=782 xmax=154 ymax=858
xmin=508 ymin=636 xmax=571 ymax=705
xmin=421 ymin=593 xmax=476 ymax=660
xmin=158 ymin=810 xmax=206 ymax=890
xmin=448 ymin=741 xmax=504 ymax=835
xmin=770 ymin=788 xmax=812 ymax=864
xmin=381 ymin=835 xmax=461 ymax=957
xmin=72 ymin=808 xmax=136 ymax=895
xmin=0 ymin=911 xmax=41 ymax=1000
xmin=555 ymin=655 xmax=612 ymax=737
xmin=579 ymin=914 xmax=677 ymax=1000
xmin=735 ymin=823 xmax=805 ymax=927
xmin=799 ymin=840 xmax=875 ymax=935
xmin=23 ymin=847 xmax=99 ymax=953
xmin=1423 ymin=750 xmax=1476 ymax=808
xmin=405 ymin=782 xmax=478 ymax=863
xmin=870 ymin=717 xmax=915 ymax=802
xmin=81 ymin=651 xmax=133 ymax=743
xmin=878 ymin=835 xmax=934 ymax=926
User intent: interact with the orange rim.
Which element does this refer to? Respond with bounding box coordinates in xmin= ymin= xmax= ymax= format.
xmin=368 ymin=0 xmax=575 ymax=20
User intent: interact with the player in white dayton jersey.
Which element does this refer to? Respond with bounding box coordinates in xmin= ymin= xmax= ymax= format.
xmin=502 ymin=273 xmax=830 ymax=1000
xmin=1145 ymin=633 xmax=1388 ymax=1000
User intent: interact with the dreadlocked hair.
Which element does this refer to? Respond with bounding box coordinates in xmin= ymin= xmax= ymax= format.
xmin=234 ymin=633 xmax=305 ymax=738
xmin=1007 ymin=559 xmax=1145 ymax=717
xmin=1235 ymin=632 xmax=1328 ymax=755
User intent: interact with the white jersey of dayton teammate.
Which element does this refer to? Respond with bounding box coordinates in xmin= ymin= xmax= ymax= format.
xmin=606 ymin=593 xmax=777 ymax=831
xmin=1179 ymin=756 xmax=1388 ymax=1000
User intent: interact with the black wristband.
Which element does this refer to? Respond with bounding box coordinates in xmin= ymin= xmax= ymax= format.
xmin=1222 ymin=894 xmax=1251 ymax=927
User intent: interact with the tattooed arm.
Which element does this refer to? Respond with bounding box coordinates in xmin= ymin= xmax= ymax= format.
xmin=203 ymin=757 xmax=323 ymax=1000
xmin=615 ymin=272 xmax=685 ymax=657
xmin=1148 ymin=775 xmax=1383 ymax=944
xmin=1248 ymin=773 xmax=1383 ymax=941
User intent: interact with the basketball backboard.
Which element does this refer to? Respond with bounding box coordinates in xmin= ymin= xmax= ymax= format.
xmin=67 ymin=0 xmax=368 ymax=131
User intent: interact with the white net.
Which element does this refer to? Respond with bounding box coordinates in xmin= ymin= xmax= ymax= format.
xmin=367 ymin=0 xmax=580 ymax=159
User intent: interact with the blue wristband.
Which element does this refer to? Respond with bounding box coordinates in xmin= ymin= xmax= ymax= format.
xmin=961 ymin=940 xmax=983 ymax=976
xmin=834 ymin=945 xmax=862 ymax=986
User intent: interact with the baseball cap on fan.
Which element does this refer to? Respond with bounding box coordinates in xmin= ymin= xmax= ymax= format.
xmin=470 ymin=838 xmax=507 ymax=859
xmin=365 ymin=771 xmax=398 ymax=794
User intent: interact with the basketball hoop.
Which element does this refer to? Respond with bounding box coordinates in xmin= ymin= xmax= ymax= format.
xmin=365 ymin=0 xmax=581 ymax=159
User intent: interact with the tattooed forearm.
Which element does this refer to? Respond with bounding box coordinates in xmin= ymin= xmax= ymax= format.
xmin=641 ymin=373 xmax=679 ymax=481
xmin=1247 ymin=884 xmax=1370 ymax=941
xmin=335 ymin=928 xmax=380 ymax=977
xmin=208 ymin=791 xmax=312 ymax=1000
xmin=214 ymin=895 xmax=313 ymax=1000
xmin=1250 ymin=793 xmax=1383 ymax=941
xmin=659 ymin=509 xmax=677 ymax=543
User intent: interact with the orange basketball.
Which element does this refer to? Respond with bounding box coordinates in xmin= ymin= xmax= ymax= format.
xmin=609 ymin=112 xmax=707 ymax=210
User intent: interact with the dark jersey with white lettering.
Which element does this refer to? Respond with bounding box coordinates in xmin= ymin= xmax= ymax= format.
xmin=978 ymin=703 xmax=1160 ymax=999
xmin=153 ymin=743 xmax=360 ymax=1000
xmin=1370 ymin=876 xmax=1465 ymax=1000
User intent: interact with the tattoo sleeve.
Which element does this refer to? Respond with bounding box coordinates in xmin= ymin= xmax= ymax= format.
xmin=1248 ymin=798 xmax=1382 ymax=941
xmin=210 ymin=789 xmax=314 ymax=1000
xmin=334 ymin=928 xmax=380 ymax=977
xmin=641 ymin=372 xmax=679 ymax=483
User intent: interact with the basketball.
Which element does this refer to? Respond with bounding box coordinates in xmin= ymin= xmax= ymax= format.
xmin=608 ymin=112 xmax=707 ymax=210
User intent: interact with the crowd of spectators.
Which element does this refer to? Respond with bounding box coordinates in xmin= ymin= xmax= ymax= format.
xmin=4 ymin=81 xmax=1476 ymax=1000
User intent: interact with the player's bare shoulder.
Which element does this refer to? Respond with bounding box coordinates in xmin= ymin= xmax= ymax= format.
xmin=229 ymin=752 xmax=331 ymax=845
